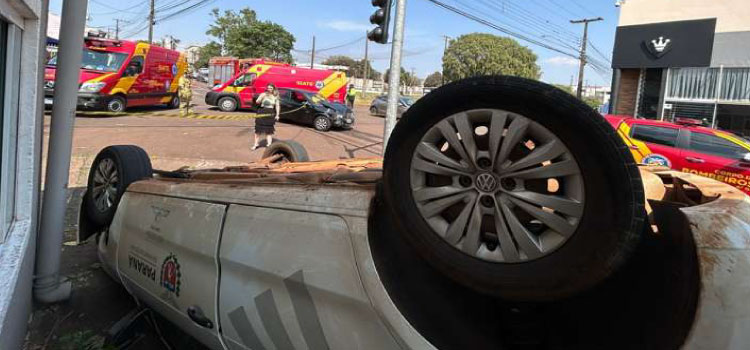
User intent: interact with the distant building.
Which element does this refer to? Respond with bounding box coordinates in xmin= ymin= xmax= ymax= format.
xmin=610 ymin=0 xmax=750 ymax=136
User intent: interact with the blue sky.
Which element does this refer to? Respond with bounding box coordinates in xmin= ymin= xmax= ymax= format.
xmin=50 ymin=0 xmax=621 ymax=86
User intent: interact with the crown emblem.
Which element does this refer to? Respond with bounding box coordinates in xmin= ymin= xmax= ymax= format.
xmin=644 ymin=36 xmax=672 ymax=58
xmin=651 ymin=37 xmax=671 ymax=53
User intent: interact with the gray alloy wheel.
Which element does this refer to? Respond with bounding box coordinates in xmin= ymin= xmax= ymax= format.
xmin=314 ymin=115 xmax=331 ymax=131
xmin=410 ymin=109 xmax=584 ymax=263
xmin=107 ymin=97 xmax=126 ymax=113
xmin=91 ymin=158 xmax=119 ymax=213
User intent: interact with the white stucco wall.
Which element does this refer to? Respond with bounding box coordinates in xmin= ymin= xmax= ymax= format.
xmin=618 ymin=0 xmax=750 ymax=33
xmin=0 ymin=0 xmax=47 ymax=349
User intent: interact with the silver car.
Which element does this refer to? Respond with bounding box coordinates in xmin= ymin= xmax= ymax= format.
xmin=369 ymin=95 xmax=415 ymax=118
xmin=78 ymin=76 xmax=750 ymax=350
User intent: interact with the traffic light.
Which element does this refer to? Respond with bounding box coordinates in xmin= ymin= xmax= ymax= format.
xmin=367 ymin=0 xmax=393 ymax=44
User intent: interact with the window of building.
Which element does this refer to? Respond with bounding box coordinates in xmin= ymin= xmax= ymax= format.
xmin=720 ymin=68 xmax=750 ymax=102
xmin=631 ymin=124 xmax=679 ymax=147
xmin=1 ymin=19 xmax=22 ymax=242
xmin=667 ymin=67 xmax=719 ymax=101
xmin=689 ymin=132 xmax=749 ymax=159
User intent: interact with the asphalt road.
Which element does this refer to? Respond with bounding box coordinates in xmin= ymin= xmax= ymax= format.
xmin=44 ymin=83 xmax=387 ymax=166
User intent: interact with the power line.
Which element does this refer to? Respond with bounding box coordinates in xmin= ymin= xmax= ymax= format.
xmin=424 ymin=0 xmax=581 ymax=60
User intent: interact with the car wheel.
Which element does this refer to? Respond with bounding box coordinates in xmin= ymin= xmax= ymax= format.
xmin=218 ymin=96 xmax=237 ymax=112
xmin=107 ymin=96 xmax=126 ymax=113
xmin=84 ymin=145 xmax=153 ymax=228
xmin=370 ymin=106 xmax=378 ymax=116
xmin=313 ymin=115 xmax=332 ymax=131
xmin=168 ymin=94 xmax=180 ymax=109
xmin=262 ymin=140 xmax=310 ymax=163
xmin=382 ymin=75 xmax=646 ymax=301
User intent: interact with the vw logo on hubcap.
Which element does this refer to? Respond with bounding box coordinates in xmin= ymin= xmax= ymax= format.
xmin=476 ymin=173 xmax=498 ymax=192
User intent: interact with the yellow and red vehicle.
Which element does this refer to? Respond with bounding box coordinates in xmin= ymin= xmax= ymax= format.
xmin=44 ymin=37 xmax=187 ymax=113
xmin=205 ymin=59 xmax=348 ymax=112
xmin=606 ymin=115 xmax=750 ymax=195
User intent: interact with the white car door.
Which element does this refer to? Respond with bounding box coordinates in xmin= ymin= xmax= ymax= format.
xmin=114 ymin=192 xmax=226 ymax=349
xmin=218 ymin=204 xmax=400 ymax=350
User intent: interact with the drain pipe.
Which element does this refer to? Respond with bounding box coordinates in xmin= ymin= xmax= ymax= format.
xmin=34 ymin=0 xmax=89 ymax=303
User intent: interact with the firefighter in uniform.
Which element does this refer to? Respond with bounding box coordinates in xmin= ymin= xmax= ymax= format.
xmin=178 ymin=71 xmax=193 ymax=117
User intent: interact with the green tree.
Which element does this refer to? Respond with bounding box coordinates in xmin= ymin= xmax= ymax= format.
xmin=195 ymin=42 xmax=222 ymax=68
xmin=424 ymin=71 xmax=443 ymax=87
xmin=205 ymin=7 xmax=296 ymax=63
xmin=384 ymin=67 xmax=420 ymax=87
xmin=322 ymin=55 xmax=381 ymax=80
xmin=443 ymin=33 xmax=541 ymax=82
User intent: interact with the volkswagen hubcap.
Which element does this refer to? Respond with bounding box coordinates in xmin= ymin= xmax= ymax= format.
xmin=410 ymin=109 xmax=585 ymax=263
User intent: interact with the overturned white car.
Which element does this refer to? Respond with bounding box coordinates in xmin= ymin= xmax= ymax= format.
xmin=80 ymin=76 xmax=750 ymax=350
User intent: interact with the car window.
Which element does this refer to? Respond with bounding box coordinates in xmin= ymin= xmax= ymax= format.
xmin=279 ymin=89 xmax=291 ymax=100
xmin=630 ymin=124 xmax=679 ymax=147
xmin=688 ymin=132 xmax=748 ymax=159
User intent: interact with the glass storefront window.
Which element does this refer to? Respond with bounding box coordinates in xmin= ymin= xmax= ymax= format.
xmin=720 ymin=68 xmax=750 ymax=102
xmin=667 ymin=67 xmax=720 ymax=101
xmin=1 ymin=19 xmax=21 ymax=242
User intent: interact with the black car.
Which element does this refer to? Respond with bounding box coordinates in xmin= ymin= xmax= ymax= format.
xmin=278 ymin=89 xmax=355 ymax=131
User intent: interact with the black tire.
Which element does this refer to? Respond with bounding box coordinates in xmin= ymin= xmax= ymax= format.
xmin=262 ymin=140 xmax=310 ymax=163
xmin=84 ymin=145 xmax=153 ymax=228
xmin=218 ymin=96 xmax=237 ymax=112
xmin=107 ymin=96 xmax=126 ymax=113
xmin=382 ymin=75 xmax=646 ymax=301
xmin=167 ymin=93 xmax=180 ymax=109
xmin=370 ymin=106 xmax=379 ymax=116
xmin=313 ymin=115 xmax=332 ymax=131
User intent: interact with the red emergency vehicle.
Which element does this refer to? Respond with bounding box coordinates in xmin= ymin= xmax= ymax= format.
xmin=606 ymin=115 xmax=750 ymax=195
xmin=205 ymin=59 xmax=348 ymax=112
xmin=44 ymin=37 xmax=187 ymax=112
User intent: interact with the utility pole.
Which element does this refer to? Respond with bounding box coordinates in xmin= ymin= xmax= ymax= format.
xmin=310 ymin=36 xmax=316 ymax=69
xmin=148 ymin=0 xmax=155 ymax=44
xmin=441 ymin=35 xmax=450 ymax=85
xmin=363 ymin=31 xmax=370 ymax=93
xmin=383 ymin=0 xmax=407 ymax=152
xmin=571 ymin=17 xmax=603 ymax=99
xmin=114 ymin=19 xmax=121 ymax=39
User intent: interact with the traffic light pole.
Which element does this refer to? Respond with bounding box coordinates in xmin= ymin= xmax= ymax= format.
xmin=383 ymin=0 xmax=407 ymax=154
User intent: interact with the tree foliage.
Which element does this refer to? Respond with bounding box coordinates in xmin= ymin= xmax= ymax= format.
xmin=322 ymin=55 xmax=381 ymax=80
xmin=443 ymin=33 xmax=541 ymax=82
xmin=424 ymin=71 xmax=443 ymax=87
xmin=553 ymin=84 xmax=603 ymax=110
xmin=195 ymin=42 xmax=222 ymax=68
xmin=385 ymin=67 xmax=421 ymax=87
xmin=205 ymin=7 xmax=295 ymax=63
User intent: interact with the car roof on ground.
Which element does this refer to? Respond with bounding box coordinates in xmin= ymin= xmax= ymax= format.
xmin=604 ymin=114 xmax=718 ymax=134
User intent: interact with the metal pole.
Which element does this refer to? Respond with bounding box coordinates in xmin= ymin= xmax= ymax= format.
xmin=310 ymin=36 xmax=316 ymax=69
xmin=148 ymin=0 xmax=155 ymax=44
xmin=34 ymin=0 xmax=89 ymax=304
xmin=383 ymin=0 xmax=408 ymax=154
xmin=363 ymin=32 xmax=369 ymax=94
xmin=115 ymin=19 xmax=120 ymax=40
xmin=441 ymin=35 xmax=450 ymax=85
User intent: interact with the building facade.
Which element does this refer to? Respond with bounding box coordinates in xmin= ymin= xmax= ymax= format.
xmin=610 ymin=0 xmax=750 ymax=136
xmin=0 ymin=0 xmax=47 ymax=348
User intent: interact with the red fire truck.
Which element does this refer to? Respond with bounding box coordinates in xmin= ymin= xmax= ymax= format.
xmin=205 ymin=59 xmax=348 ymax=112
xmin=44 ymin=37 xmax=187 ymax=113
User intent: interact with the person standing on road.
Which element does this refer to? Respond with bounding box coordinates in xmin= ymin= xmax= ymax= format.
xmin=252 ymin=83 xmax=281 ymax=150
xmin=178 ymin=72 xmax=193 ymax=117
xmin=346 ymin=84 xmax=357 ymax=108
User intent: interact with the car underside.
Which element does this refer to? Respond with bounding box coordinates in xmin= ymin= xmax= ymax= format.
xmin=79 ymin=76 xmax=750 ymax=350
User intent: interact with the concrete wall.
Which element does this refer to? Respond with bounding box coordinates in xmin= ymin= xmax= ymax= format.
xmin=0 ymin=0 xmax=47 ymax=349
xmin=618 ymin=0 xmax=750 ymax=33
